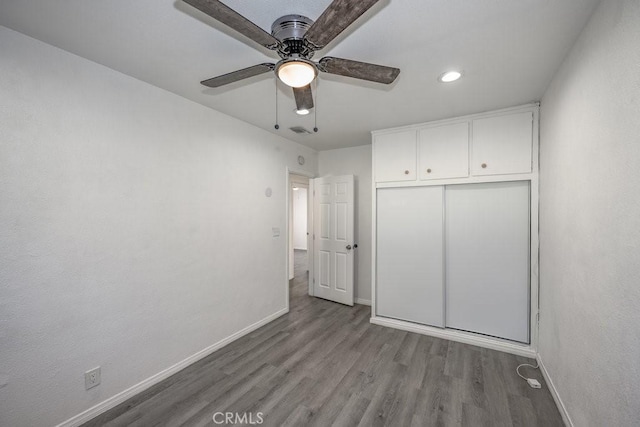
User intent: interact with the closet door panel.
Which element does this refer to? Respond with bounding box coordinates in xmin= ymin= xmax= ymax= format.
xmin=445 ymin=181 xmax=530 ymax=343
xmin=377 ymin=187 xmax=444 ymax=327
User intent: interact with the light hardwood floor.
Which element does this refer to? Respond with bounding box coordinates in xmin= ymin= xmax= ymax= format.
xmin=83 ymin=250 xmax=563 ymax=426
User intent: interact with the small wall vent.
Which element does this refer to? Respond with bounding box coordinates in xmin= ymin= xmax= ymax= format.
xmin=289 ymin=126 xmax=312 ymax=135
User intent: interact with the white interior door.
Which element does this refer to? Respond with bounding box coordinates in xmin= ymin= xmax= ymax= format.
xmin=312 ymin=175 xmax=355 ymax=306
xmin=445 ymin=181 xmax=530 ymax=343
xmin=376 ymin=186 xmax=445 ymax=327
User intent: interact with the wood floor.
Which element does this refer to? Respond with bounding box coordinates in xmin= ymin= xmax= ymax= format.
xmin=83 ymin=250 xmax=563 ymax=427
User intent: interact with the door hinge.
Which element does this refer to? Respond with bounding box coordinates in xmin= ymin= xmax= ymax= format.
xmin=313 ymin=278 xmax=315 ymax=284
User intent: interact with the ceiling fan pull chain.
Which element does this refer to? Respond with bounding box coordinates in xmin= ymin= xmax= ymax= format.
xmin=274 ymin=79 xmax=280 ymax=130
xmin=314 ymin=79 xmax=319 ymax=133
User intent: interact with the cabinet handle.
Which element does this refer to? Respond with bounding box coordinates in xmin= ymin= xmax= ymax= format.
xmin=404 ymin=170 xmax=410 ymax=175
xmin=481 ymin=163 xmax=487 ymax=169
xmin=426 ymin=168 xmax=432 ymax=173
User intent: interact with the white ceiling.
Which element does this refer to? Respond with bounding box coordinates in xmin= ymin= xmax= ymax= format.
xmin=0 ymin=0 xmax=599 ymax=151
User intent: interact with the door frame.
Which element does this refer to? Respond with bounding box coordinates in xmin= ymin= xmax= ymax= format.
xmin=286 ymin=168 xmax=315 ymax=312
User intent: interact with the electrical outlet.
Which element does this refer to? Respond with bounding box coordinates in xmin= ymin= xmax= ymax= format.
xmin=85 ymin=367 xmax=101 ymax=390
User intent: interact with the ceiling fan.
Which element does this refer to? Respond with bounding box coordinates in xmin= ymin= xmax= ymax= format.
xmin=182 ymin=0 xmax=400 ymax=114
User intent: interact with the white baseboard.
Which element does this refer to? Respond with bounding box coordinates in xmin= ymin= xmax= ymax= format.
xmin=355 ymin=298 xmax=371 ymax=306
xmin=370 ymin=316 xmax=536 ymax=358
xmin=56 ymin=307 xmax=289 ymax=427
xmin=537 ymin=354 xmax=573 ymax=427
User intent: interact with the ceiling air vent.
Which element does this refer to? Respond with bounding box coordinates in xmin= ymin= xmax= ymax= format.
xmin=289 ymin=126 xmax=312 ymax=135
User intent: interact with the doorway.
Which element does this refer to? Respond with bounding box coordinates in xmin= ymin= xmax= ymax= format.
xmin=286 ymin=172 xmax=355 ymax=308
xmin=288 ymin=173 xmax=312 ymax=307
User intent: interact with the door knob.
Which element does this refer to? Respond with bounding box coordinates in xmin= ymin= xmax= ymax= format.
xmin=346 ymin=245 xmax=352 ymax=250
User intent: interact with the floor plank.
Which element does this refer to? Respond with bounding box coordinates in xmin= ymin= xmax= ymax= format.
xmin=83 ymin=250 xmax=563 ymax=427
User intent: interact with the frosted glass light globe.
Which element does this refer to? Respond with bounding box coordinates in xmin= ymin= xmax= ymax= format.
xmin=277 ymin=61 xmax=316 ymax=88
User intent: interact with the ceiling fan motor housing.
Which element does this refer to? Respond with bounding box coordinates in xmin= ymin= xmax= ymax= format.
xmin=271 ymin=15 xmax=315 ymax=58
xmin=271 ymin=15 xmax=313 ymax=41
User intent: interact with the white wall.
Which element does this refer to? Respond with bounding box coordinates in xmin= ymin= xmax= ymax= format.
xmin=318 ymin=145 xmax=372 ymax=304
xmin=0 ymin=26 xmax=316 ymax=427
xmin=539 ymin=1 xmax=640 ymax=425
xmin=292 ymin=188 xmax=307 ymax=250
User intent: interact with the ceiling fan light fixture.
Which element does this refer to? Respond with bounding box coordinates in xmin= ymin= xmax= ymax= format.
xmin=277 ymin=60 xmax=317 ymax=88
xmin=439 ymin=70 xmax=463 ymax=83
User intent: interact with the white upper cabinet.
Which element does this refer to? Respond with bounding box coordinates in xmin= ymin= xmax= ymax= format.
xmin=418 ymin=122 xmax=469 ymax=180
xmin=373 ymin=105 xmax=537 ymax=184
xmin=471 ymin=111 xmax=533 ymax=176
xmin=373 ymin=130 xmax=416 ymax=182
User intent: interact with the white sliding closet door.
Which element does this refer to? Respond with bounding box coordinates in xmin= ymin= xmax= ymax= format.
xmin=445 ymin=181 xmax=530 ymax=343
xmin=377 ymin=187 xmax=444 ymax=327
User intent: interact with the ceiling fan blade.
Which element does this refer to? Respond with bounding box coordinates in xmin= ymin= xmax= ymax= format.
xmin=304 ymin=0 xmax=380 ymax=49
xmin=183 ymin=0 xmax=281 ymax=50
xmin=201 ymin=63 xmax=275 ymax=88
xmin=319 ymin=57 xmax=400 ymax=84
xmin=293 ymin=85 xmax=314 ymax=111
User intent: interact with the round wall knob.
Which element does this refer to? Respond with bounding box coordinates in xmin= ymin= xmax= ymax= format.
xmin=404 ymin=170 xmax=409 ymax=175
xmin=427 ymin=168 xmax=432 ymax=173
xmin=481 ymin=163 xmax=487 ymax=169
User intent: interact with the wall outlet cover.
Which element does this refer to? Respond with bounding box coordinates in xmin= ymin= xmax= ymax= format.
xmin=85 ymin=367 xmax=101 ymax=390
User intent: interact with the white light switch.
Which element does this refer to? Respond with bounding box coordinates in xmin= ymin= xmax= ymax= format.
xmin=272 ymin=227 xmax=280 ymax=237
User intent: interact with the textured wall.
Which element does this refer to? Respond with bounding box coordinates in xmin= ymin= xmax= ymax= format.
xmin=0 ymin=26 xmax=316 ymax=426
xmin=318 ymin=145 xmax=373 ymax=304
xmin=539 ymin=0 xmax=640 ymax=425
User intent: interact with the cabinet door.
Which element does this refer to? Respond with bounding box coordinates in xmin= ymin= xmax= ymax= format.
xmin=373 ymin=130 xmax=416 ymax=182
xmin=471 ymin=112 xmax=533 ymax=176
xmin=418 ymin=122 xmax=469 ymax=180
xmin=445 ymin=181 xmax=530 ymax=343
xmin=376 ymin=187 xmax=444 ymax=327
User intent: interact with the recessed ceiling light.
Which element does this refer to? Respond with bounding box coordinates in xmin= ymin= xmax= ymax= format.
xmin=439 ymin=70 xmax=462 ymax=83
xmin=295 ymin=108 xmax=311 ymax=116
